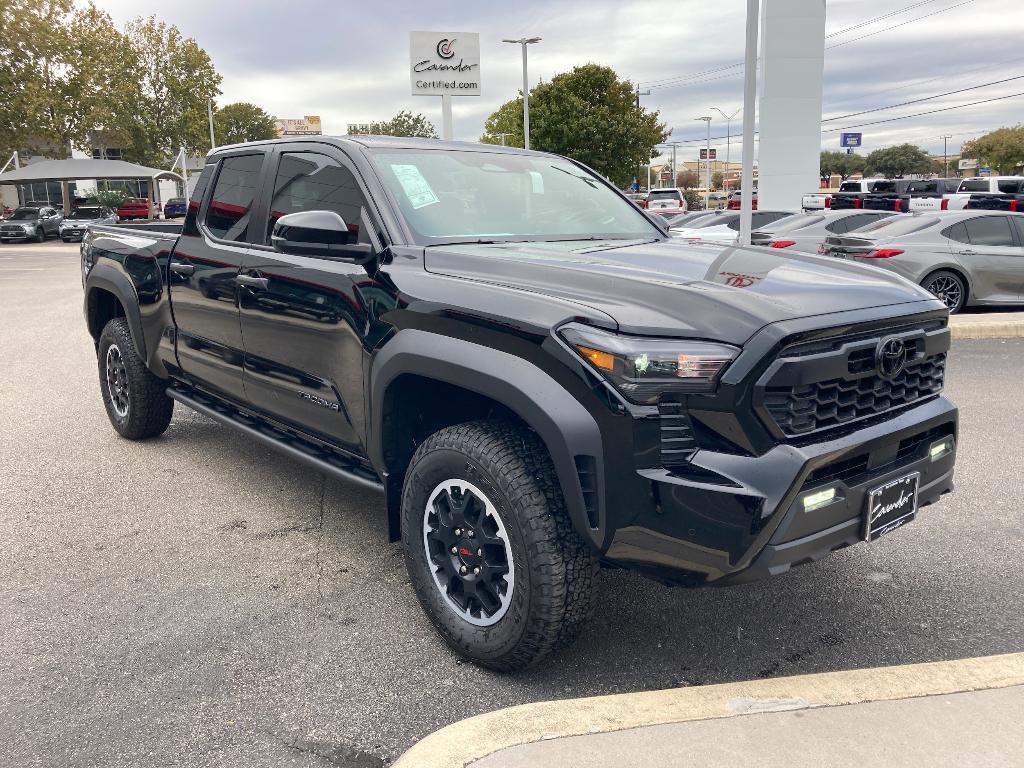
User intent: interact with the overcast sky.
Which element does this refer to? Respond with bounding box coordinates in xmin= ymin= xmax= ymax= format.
xmin=92 ymin=0 xmax=1024 ymax=164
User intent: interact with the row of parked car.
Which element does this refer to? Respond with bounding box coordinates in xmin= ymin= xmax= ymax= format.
xmin=662 ymin=206 xmax=1024 ymax=314
xmin=802 ymin=175 xmax=1024 ymax=214
xmin=0 ymin=197 xmax=188 ymax=243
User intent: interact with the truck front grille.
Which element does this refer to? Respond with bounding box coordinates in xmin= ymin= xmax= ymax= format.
xmin=757 ymin=320 xmax=950 ymax=440
xmin=658 ymin=399 xmax=698 ymax=466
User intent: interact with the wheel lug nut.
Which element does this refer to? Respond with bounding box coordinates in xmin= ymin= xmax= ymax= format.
xmin=459 ymin=565 xmax=468 ymax=575
xmin=468 ymin=530 xmax=475 ymax=538
xmin=454 ymin=528 xmax=462 ymax=536
xmin=476 ymin=548 xmax=482 ymax=556
xmin=451 ymin=546 xmax=458 ymax=554
xmin=473 ymin=567 xmax=481 ymax=575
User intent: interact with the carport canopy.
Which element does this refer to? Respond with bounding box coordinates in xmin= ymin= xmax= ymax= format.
xmin=0 ymin=158 xmax=184 ymax=215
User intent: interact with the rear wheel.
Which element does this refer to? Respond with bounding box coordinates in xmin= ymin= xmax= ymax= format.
xmin=97 ymin=318 xmax=174 ymax=439
xmin=402 ymin=420 xmax=598 ymax=671
xmin=922 ymin=270 xmax=966 ymax=314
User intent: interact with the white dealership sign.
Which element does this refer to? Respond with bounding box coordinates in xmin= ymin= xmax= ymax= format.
xmin=410 ymin=32 xmax=481 ymax=96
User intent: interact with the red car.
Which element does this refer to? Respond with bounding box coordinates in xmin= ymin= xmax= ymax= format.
xmin=116 ymin=197 xmax=154 ymax=220
xmin=727 ymin=190 xmax=758 ymax=210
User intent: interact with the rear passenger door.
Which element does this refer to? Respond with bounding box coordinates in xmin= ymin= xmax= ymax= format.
xmin=944 ymin=215 xmax=1023 ymax=303
xmin=237 ymin=146 xmax=384 ymax=451
xmin=169 ymin=150 xmax=269 ymax=402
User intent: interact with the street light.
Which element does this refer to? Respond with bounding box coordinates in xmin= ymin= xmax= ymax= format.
xmin=941 ymin=134 xmax=953 ymax=176
xmin=207 ymin=98 xmax=216 ymax=150
xmin=696 ymin=116 xmax=712 ymax=210
xmin=712 ymin=107 xmax=741 ymax=188
xmin=502 ymin=37 xmax=542 ymax=150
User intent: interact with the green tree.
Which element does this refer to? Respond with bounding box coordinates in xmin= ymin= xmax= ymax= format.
xmin=0 ymin=1 xmax=137 ymax=159
xmin=481 ymin=64 xmax=669 ymax=186
xmin=368 ymin=110 xmax=438 ymax=138
xmin=961 ymin=126 xmax=1024 ymax=175
xmin=864 ymin=143 xmax=931 ymax=178
xmin=711 ymin=171 xmax=724 ymax=190
xmin=213 ymin=102 xmax=277 ymax=145
xmin=820 ymin=150 xmax=867 ymax=182
xmin=114 ymin=17 xmax=222 ymax=166
xmin=676 ymin=169 xmax=699 ymax=189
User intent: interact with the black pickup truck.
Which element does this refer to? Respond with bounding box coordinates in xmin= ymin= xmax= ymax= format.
xmin=862 ymin=178 xmax=962 ymax=213
xmin=81 ymin=136 xmax=958 ymax=671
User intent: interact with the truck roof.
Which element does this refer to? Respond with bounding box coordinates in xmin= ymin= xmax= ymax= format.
xmin=207 ymin=135 xmax=545 ymax=159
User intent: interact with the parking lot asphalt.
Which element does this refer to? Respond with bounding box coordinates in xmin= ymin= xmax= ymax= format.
xmin=2 ymin=241 xmax=1023 ymax=767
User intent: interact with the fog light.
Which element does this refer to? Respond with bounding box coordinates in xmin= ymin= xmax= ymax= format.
xmin=802 ymin=487 xmax=837 ymax=512
xmin=929 ymin=437 xmax=954 ymax=462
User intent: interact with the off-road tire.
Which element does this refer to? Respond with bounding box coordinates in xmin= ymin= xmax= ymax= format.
xmin=34 ymin=228 xmax=44 ymax=243
xmin=98 ymin=317 xmax=174 ymax=439
xmin=402 ymin=420 xmax=599 ymax=672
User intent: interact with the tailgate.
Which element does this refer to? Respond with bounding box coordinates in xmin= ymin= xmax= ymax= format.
xmin=909 ymin=197 xmax=944 ymax=212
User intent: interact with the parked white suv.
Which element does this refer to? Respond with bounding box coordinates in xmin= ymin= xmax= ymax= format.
xmin=644 ymin=188 xmax=687 ymax=214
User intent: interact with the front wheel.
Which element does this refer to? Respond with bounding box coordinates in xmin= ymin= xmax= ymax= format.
xmin=97 ymin=318 xmax=174 ymax=439
xmin=34 ymin=229 xmax=44 ymax=243
xmin=402 ymin=420 xmax=598 ymax=672
xmin=922 ymin=270 xmax=966 ymax=314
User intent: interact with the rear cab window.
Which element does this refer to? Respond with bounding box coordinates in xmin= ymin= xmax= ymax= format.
xmin=204 ymin=154 xmax=265 ymax=242
xmin=838 ymin=181 xmax=861 ymax=192
xmin=958 ymin=179 xmax=990 ymax=193
xmin=647 ymin=190 xmax=682 ymax=200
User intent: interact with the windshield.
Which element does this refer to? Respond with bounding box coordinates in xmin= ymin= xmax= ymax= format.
xmin=69 ymin=207 xmax=103 ymax=219
xmin=10 ymin=208 xmax=40 ymax=220
xmin=370 ymin=149 xmax=661 ymax=244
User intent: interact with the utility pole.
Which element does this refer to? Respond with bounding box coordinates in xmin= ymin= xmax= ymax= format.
xmin=496 ymin=133 xmax=513 ymax=146
xmin=502 ymin=38 xmax=541 ymax=150
xmin=635 ymin=84 xmax=650 ymax=190
xmin=941 ymin=134 xmax=953 ymax=176
xmin=738 ymin=0 xmax=760 ymax=246
xmin=712 ymin=107 xmax=742 ymax=188
xmin=696 ymin=116 xmax=712 ymax=210
xmin=207 ymin=98 xmax=216 ymax=149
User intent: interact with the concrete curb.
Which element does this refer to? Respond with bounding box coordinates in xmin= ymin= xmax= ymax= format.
xmin=949 ymin=313 xmax=1024 ymax=339
xmin=393 ymin=653 xmax=1024 ymax=768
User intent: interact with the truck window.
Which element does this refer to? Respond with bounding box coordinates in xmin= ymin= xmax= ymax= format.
xmin=265 ymin=152 xmax=370 ymax=243
xmin=870 ymin=181 xmax=896 ymax=193
xmin=959 ymin=179 xmax=990 ymax=193
xmin=205 ymin=154 xmax=263 ymax=242
xmin=906 ymin=180 xmax=937 ymax=194
xmin=997 ymin=179 xmax=1023 ymax=194
xmin=183 ymin=164 xmax=214 ymax=237
xmin=838 ymin=181 xmax=861 ymax=192
xmin=963 ymin=216 xmax=1015 ymax=247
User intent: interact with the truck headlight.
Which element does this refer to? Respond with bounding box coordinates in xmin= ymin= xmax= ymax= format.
xmin=559 ymin=324 xmax=739 ymax=404
xmin=22 ymin=224 xmax=34 ymax=232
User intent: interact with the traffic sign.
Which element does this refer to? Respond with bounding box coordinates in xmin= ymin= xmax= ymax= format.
xmin=700 ymin=148 xmax=717 ymax=160
xmin=840 ymin=132 xmax=862 ymax=148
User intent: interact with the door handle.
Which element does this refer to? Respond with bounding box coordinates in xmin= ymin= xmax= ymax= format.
xmin=169 ymin=261 xmax=195 ymax=276
xmin=235 ymin=274 xmax=269 ymax=290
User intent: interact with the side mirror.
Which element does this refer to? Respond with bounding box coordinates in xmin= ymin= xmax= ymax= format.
xmin=271 ymin=210 xmax=375 ymax=262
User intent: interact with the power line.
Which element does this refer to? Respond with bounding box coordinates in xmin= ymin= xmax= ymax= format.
xmin=819 ymin=92 xmax=1024 ymax=134
xmin=821 ymin=74 xmax=1024 ymax=122
xmin=824 ymin=0 xmax=939 ymax=39
xmin=825 ymin=0 xmax=976 ymax=49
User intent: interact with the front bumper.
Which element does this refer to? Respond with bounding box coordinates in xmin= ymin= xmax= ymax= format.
xmin=604 ymin=396 xmax=957 ymax=585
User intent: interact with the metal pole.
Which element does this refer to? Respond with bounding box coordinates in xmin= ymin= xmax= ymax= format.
xmin=739 ymin=0 xmax=760 ymax=247
xmin=672 ymin=144 xmax=677 ymax=190
xmin=941 ymin=134 xmax=952 ymax=176
xmin=521 ymin=43 xmax=530 ymax=150
xmin=207 ymin=99 xmax=216 ymax=149
xmin=441 ymin=95 xmax=454 ymax=140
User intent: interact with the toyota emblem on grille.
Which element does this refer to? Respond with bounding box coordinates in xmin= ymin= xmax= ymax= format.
xmin=876 ymin=337 xmax=908 ymax=379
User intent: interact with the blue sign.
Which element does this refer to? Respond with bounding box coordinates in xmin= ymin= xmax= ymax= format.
xmin=631 ymin=178 xmax=640 ymax=191
xmin=979 ymin=167 xmax=992 ymax=176
xmin=840 ymin=132 xmax=862 ymax=149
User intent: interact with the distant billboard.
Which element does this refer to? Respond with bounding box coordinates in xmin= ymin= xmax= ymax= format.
xmin=410 ymin=31 xmax=481 ymax=96
xmin=347 ymin=123 xmax=373 ymax=135
xmin=274 ymin=116 xmax=322 ymax=137
xmin=840 ymin=132 xmax=862 ymax=148
xmin=958 ymin=158 xmax=979 ymax=171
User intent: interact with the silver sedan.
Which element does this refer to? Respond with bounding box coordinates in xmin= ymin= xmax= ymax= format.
xmin=817 ymin=210 xmax=1024 ymax=313
xmin=751 ymin=209 xmax=898 ymax=253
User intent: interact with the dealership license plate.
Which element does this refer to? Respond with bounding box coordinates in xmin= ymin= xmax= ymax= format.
xmin=865 ymin=473 xmax=919 ymax=541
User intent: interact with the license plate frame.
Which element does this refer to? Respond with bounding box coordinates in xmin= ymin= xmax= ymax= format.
xmin=864 ymin=472 xmax=919 ymax=541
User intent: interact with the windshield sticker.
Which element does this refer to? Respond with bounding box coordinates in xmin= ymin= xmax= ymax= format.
xmin=390 ymin=164 xmax=439 ymax=209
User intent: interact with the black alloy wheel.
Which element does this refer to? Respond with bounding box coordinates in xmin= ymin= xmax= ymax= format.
xmin=923 ymin=270 xmax=966 ymax=314
xmin=422 ymin=479 xmax=515 ymax=627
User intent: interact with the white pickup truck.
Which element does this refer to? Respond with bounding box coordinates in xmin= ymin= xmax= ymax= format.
xmin=942 ymin=176 xmax=1024 ymax=210
xmin=802 ymin=178 xmax=887 ymax=211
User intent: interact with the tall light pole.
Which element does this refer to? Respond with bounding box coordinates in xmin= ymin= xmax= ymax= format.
xmin=696 ymin=116 xmax=712 ymax=210
xmin=502 ymin=37 xmax=541 ymax=150
xmin=941 ymin=134 xmax=953 ymax=176
xmin=712 ymin=107 xmax=741 ymax=187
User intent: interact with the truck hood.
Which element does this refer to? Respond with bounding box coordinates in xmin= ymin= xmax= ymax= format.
xmin=425 ymin=239 xmax=938 ymax=344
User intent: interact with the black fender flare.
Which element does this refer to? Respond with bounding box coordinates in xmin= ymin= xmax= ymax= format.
xmin=84 ymin=262 xmax=147 ymax=360
xmin=369 ymin=329 xmax=606 ymax=550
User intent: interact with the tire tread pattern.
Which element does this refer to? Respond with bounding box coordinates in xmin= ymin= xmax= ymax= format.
xmin=98 ymin=318 xmax=174 ymax=440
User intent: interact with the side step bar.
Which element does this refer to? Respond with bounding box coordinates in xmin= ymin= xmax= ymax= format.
xmin=167 ymin=387 xmax=384 ymax=494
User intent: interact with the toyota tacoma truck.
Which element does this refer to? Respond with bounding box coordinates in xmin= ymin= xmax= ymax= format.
xmin=81 ymin=136 xmax=958 ymax=671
